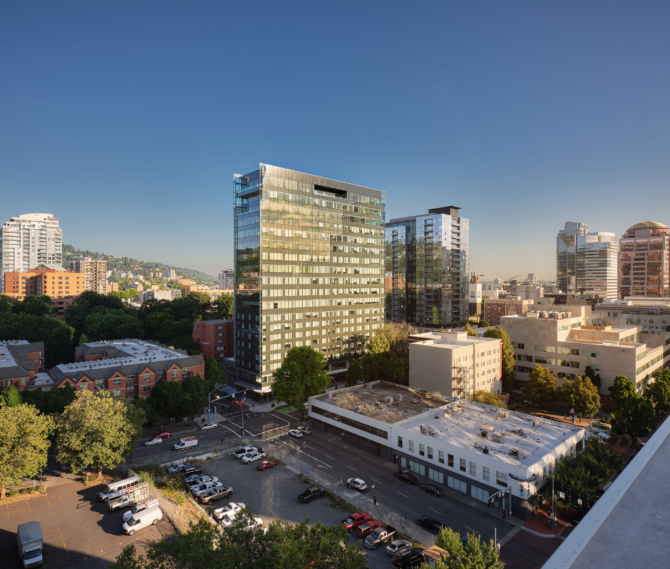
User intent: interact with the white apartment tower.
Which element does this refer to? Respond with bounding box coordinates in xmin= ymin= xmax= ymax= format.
xmin=219 ymin=268 xmax=234 ymax=290
xmin=0 ymin=214 xmax=62 ymax=293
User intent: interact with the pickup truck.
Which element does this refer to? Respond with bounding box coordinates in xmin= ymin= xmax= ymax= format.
xmin=199 ymin=486 xmax=233 ymax=504
xmin=298 ymin=487 xmax=326 ymax=503
xmin=354 ymin=520 xmax=383 ymax=538
xmin=108 ymin=482 xmax=150 ymax=511
xmin=364 ymin=525 xmax=396 ymax=550
xmin=191 ymin=481 xmax=223 ymax=497
xmin=340 ymin=512 xmax=371 ymax=532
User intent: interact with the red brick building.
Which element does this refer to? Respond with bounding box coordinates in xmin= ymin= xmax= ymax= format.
xmin=0 ymin=340 xmax=45 ymax=391
xmin=193 ymin=319 xmax=233 ymax=363
xmin=483 ymin=298 xmax=535 ymax=326
xmin=46 ymin=339 xmax=205 ymax=400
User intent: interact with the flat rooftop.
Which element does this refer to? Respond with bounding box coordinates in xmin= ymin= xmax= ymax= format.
xmin=311 ymin=382 xmax=450 ymax=424
xmin=409 ymin=331 xmax=500 ymax=349
xmin=398 ymin=400 xmax=584 ymax=468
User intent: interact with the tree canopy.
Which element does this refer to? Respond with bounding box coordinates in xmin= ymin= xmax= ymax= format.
xmin=0 ymin=403 xmax=54 ymax=498
xmin=431 ymin=526 xmax=503 ymax=569
xmin=559 ymin=375 xmax=601 ymax=418
xmin=181 ymin=374 xmax=209 ymax=420
xmin=213 ymin=295 xmax=234 ymax=320
xmin=463 ymin=322 xmax=478 ymax=337
xmin=610 ymin=392 xmax=657 ymax=441
xmin=0 ymin=385 xmax=23 ymax=407
xmin=272 ymin=347 xmax=329 ymax=416
xmin=55 ymin=390 xmax=137 ymax=478
xmin=483 ymin=327 xmax=516 ymax=389
xmin=473 ymin=390 xmax=505 ymax=408
xmin=521 ymin=365 xmax=557 ymax=406
xmin=379 ymin=322 xmax=417 ymax=358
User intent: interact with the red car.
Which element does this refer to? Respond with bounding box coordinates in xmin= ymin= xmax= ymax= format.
xmin=355 ymin=520 xmax=383 ymax=538
xmin=155 ymin=431 xmax=173 ymax=439
xmin=257 ymin=460 xmax=278 ymax=471
xmin=340 ymin=512 xmax=371 ymax=532
xmin=395 ymin=471 xmax=418 ymax=484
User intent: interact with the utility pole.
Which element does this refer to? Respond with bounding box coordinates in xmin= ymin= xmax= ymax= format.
xmin=550 ymin=474 xmax=557 ymax=529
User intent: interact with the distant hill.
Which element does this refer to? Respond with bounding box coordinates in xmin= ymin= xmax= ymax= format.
xmin=63 ymin=244 xmax=217 ymax=283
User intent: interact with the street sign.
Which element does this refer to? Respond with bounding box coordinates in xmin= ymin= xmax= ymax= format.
xmin=558 ymin=492 xmax=565 ymax=499
xmin=577 ymin=498 xmax=582 ymax=505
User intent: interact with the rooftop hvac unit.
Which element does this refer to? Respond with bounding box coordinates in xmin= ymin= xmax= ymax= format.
xmin=385 ymin=396 xmax=394 ymax=404
xmin=481 ymin=423 xmax=495 ymax=432
xmin=510 ymin=448 xmax=519 ymax=457
xmin=429 ymin=426 xmax=438 ymax=436
xmin=483 ymin=447 xmax=489 ymax=454
xmin=420 ymin=424 xmax=428 ymax=434
xmin=353 ymin=405 xmax=363 ymax=413
xmin=395 ymin=394 xmax=403 ymax=402
xmin=532 ymin=419 xmax=540 ymax=428
xmin=498 ymin=410 xmax=510 ymax=419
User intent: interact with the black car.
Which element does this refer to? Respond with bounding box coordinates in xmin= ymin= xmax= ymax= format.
xmin=417 ymin=515 xmax=447 ymax=534
xmin=420 ymin=483 xmax=443 ymax=496
xmin=395 ymin=471 xmax=418 ymax=484
xmin=298 ymin=487 xmax=326 ymax=503
xmin=182 ymin=465 xmax=203 ymax=476
xmin=392 ymin=547 xmax=425 ymax=568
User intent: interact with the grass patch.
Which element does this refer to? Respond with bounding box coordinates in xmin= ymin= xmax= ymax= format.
xmin=326 ymin=491 xmax=358 ymax=513
xmin=276 ymin=406 xmax=298 ymax=414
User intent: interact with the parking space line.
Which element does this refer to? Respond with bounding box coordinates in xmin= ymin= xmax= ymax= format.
xmin=46 ymin=493 xmax=51 ymax=509
xmin=44 ymin=528 xmax=69 ymax=560
xmin=398 ymin=492 xmax=410 ymax=498
xmin=275 ymin=440 xmax=332 ymax=468
xmin=464 ymin=525 xmax=479 ymax=534
xmin=346 ymin=466 xmax=356 ymax=471
xmin=430 ymin=507 xmax=441 ymax=514
xmin=371 ymin=478 xmax=383 ymax=485
xmin=325 ymin=455 xmax=335 ymax=460
xmin=27 ymin=499 xmax=30 ymax=512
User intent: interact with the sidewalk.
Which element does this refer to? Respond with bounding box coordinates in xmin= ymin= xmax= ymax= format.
xmin=522 ymin=503 xmax=570 ymax=536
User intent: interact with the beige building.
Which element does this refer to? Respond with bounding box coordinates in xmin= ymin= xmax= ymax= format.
xmin=501 ymin=306 xmax=668 ymax=394
xmin=70 ymin=258 xmax=107 ymax=295
xmin=138 ymin=289 xmax=172 ymax=303
xmin=408 ymin=331 xmax=502 ymax=399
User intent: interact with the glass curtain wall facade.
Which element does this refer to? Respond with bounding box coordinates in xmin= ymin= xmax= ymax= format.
xmin=386 ymin=207 xmax=469 ymax=326
xmin=557 ymin=222 xmax=587 ymax=294
xmin=233 ymin=164 xmax=386 ymax=391
xmin=618 ymin=222 xmax=670 ymax=299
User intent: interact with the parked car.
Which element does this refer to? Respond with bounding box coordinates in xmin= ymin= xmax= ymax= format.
xmin=191 ymin=481 xmax=223 ymax=497
xmin=395 ymin=471 xmax=418 ymax=484
xmin=417 ymin=515 xmax=447 ymax=534
xmin=186 ymin=476 xmax=218 ymax=489
xmin=420 ymin=484 xmax=444 ymax=496
xmin=364 ymin=525 xmax=396 ymax=550
xmin=340 ymin=512 xmax=371 ymax=532
xmin=288 ymin=429 xmax=303 ymax=438
xmin=347 ymin=477 xmax=367 ymax=491
xmin=122 ymin=505 xmax=163 ymax=536
xmin=233 ymin=446 xmax=257 ymax=459
xmin=99 ymin=476 xmax=140 ymax=502
xmin=200 ymin=423 xmax=218 ymax=431
xmin=144 ymin=437 xmax=163 ymax=447
xmin=123 ymin=497 xmax=160 ymax=523
xmin=298 ymin=487 xmax=326 ymax=503
xmin=184 ymin=473 xmax=202 ymax=484
xmin=212 ymin=502 xmax=246 ymax=523
xmin=181 ymin=465 xmax=202 ymax=476
xmin=155 ymin=432 xmax=173 ymax=439
xmin=241 ymin=451 xmax=266 ymax=464
xmin=392 ymin=547 xmax=425 ymax=568
xmin=386 ymin=540 xmax=412 ymax=557
xmin=174 ymin=437 xmax=198 ymax=451
xmin=298 ymin=426 xmax=311 ymax=435
xmin=168 ymin=463 xmax=191 ymax=474
xmin=354 ymin=520 xmax=383 ymax=538
xmin=257 ymin=460 xmax=278 ymax=471
xmin=200 ymin=486 xmax=233 ymax=504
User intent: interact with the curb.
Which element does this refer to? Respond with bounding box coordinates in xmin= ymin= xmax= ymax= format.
xmin=520 ymin=526 xmax=559 ymax=538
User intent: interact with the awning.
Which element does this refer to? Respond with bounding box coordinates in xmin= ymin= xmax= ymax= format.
xmin=597 ymin=432 xmax=610 ymax=439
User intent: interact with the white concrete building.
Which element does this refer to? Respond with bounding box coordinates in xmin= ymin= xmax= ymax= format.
xmin=219 ymin=269 xmax=234 ymax=291
xmin=162 ymin=268 xmax=176 ymax=280
xmin=308 ymin=381 xmax=585 ymax=520
xmin=138 ymin=289 xmax=172 ymax=303
xmin=0 ymin=213 xmax=62 ymax=293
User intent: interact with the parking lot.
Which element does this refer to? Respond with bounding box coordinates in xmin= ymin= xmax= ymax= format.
xmin=195 ymin=451 xmax=394 ymax=569
xmin=0 ymin=480 xmax=175 ymax=569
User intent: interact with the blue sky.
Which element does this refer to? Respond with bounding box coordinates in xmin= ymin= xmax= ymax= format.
xmin=1 ymin=1 xmax=668 ymax=280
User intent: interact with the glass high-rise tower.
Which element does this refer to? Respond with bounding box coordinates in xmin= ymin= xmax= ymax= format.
xmin=385 ymin=206 xmax=469 ymax=326
xmin=232 ymin=164 xmax=386 ymax=398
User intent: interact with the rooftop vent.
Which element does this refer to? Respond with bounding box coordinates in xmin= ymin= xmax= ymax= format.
xmin=420 ymin=424 xmax=428 ymax=434
xmin=498 ymin=410 xmax=510 ymax=419
xmin=510 ymin=448 xmax=520 ymax=457
xmin=353 ymin=405 xmax=363 ymax=413
xmin=532 ymin=419 xmax=540 ymax=428
xmin=395 ymin=394 xmax=403 ymax=402
xmin=385 ymin=396 xmax=394 ymax=405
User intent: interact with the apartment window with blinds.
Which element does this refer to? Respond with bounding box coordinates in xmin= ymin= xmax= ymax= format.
xmin=460 ymin=458 xmax=466 ymax=472
xmin=438 ymin=451 xmax=444 ymax=464
xmin=496 ymin=471 xmax=508 ymax=487
xmin=427 ymin=447 xmax=433 ymax=460
xmin=448 ymin=454 xmax=454 ymax=467
xmin=397 ymin=436 xmax=403 ymax=448
xmin=483 ymin=467 xmax=490 ymax=481
xmin=409 ymin=440 xmax=414 ymax=453
xmin=469 ymin=462 xmax=476 ymax=476
xmin=419 ymin=444 xmax=425 ymax=457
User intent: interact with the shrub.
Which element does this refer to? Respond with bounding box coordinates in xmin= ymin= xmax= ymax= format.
xmin=8 ymin=490 xmax=18 ymax=497
xmin=25 ymin=487 xmax=33 ymax=494
xmin=619 ymin=435 xmax=629 ymax=447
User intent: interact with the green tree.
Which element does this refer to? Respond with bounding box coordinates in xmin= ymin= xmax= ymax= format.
xmin=56 ymin=390 xmax=137 ymax=479
xmin=77 ymin=332 xmax=89 ymax=346
xmin=584 ymin=365 xmax=602 ymax=392
xmin=109 ymin=514 xmax=367 ymax=569
xmin=608 ymin=375 xmax=636 ymax=402
xmin=123 ymin=400 xmax=147 ymax=454
xmin=559 ymin=375 xmax=601 ymax=418
xmin=433 ymin=526 xmax=503 ymax=569
xmin=43 ymin=383 xmax=77 ymax=415
xmin=610 ymin=393 xmax=657 ymax=442
xmin=272 ymin=347 xmax=329 ymax=418
xmin=213 ymin=295 xmax=234 ymax=320
xmin=12 ymin=295 xmax=53 ymax=317
xmin=432 ymin=306 xmax=440 ymax=326
xmin=0 ymin=295 xmax=17 ymax=313
xmin=83 ymin=309 xmax=144 ymax=342
xmin=483 ymin=327 xmax=516 ymax=390
xmin=0 ymin=385 xmax=23 ymax=407
xmin=20 ymin=388 xmax=46 ymax=413
xmin=367 ymin=333 xmax=390 ymax=354
xmin=147 ymin=379 xmax=184 ymax=428
xmin=181 ymin=374 xmax=209 ymax=421
xmin=379 ymin=322 xmax=417 ymax=358
xmin=463 ymin=322 xmax=478 ymax=337
xmin=0 ymin=403 xmax=55 ymax=498
xmin=522 ymin=365 xmax=557 ymax=407
xmin=473 ymin=390 xmax=505 ymax=407
xmin=345 ymin=359 xmax=364 ymax=387
xmin=478 ymin=320 xmax=491 ymax=327
xmin=644 ymin=379 xmax=670 ymax=415
xmin=205 ymin=357 xmax=226 ymax=389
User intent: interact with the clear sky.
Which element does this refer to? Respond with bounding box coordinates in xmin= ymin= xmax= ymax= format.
xmin=1 ymin=1 xmax=669 ymax=280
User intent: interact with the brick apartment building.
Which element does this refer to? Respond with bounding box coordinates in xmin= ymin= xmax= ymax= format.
xmin=3 ymin=264 xmax=85 ymax=316
xmin=483 ymin=297 xmax=556 ymax=326
xmin=43 ymin=339 xmax=205 ymax=400
xmin=0 ymin=340 xmax=46 ymax=391
xmin=70 ymin=258 xmax=107 ymax=294
xmin=193 ymin=319 xmax=233 ymax=362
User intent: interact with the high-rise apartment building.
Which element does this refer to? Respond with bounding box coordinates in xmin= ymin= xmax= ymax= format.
xmin=70 ymin=258 xmax=107 ymax=294
xmin=557 ymin=222 xmax=617 ymax=299
xmin=386 ymin=207 xmax=469 ymax=326
xmin=232 ymin=164 xmax=386 ymax=397
xmin=0 ymin=214 xmax=62 ymax=293
xmin=162 ymin=268 xmax=176 ymax=279
xmin=219 ymin=269 xmax=234 ymax=290
xmin=618 ymin=221 xmax=670 ymax=299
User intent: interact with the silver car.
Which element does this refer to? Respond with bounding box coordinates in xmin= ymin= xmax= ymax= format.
xmin=191 ymin=481 xmax=223 ymax=497
xmin=200 ymin=423 xmax=218 ymax=431
xmin=144 ymin=437 xmax=162 ymax=446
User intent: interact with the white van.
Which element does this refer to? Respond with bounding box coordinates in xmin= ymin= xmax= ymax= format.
xmin=122 ymin=505 xmax=163 ymax=535
xmin=123 ymin=496 xmax=160 ymax=522
xmin=99 ymin=476 xmax=140 ymax=502
xmin=173 ymin=437 xmax=198 ymax=451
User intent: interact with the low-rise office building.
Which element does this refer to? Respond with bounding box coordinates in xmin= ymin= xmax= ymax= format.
xmin=501 ymin=306 xmax=668 ymax=393
xmin=408 ymin=331 xmax=502 ymax=398
xmin=45 ymin=339 xmax=204 ymax=399
xmin=483 ymin=297 xmax=555 ymax=326
xmin=138 ymin=289 xmax=172 ymax=303
xmin=0 ymin=340 xmax=46 ymax=391
xmin=308 ymin=381 xmax=585 ymax=520
xmin=193 ymin=319 xmax=233 ymax=363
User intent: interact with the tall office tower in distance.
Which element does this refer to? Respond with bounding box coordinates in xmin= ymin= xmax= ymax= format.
xmin=557 ymin=222 xmax=617 ymax=299
xmin=219 ymin=268 xmax=234 ymax=290
xmin=0 ymin=213 xmax=62 ymax=293
xmin=232 ymin=164 xmax=386 ymax=398
xmin=618 ymin=222 xmax=670 ymax=299
xmin=70 ymin=258 xmax=107 ymax=294
xmin=386 ymin=206 xmax=469 ymax=326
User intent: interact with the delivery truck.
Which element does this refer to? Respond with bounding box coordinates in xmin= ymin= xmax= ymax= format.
xmin=109 ymin=482 xmax=150 ymax=511
xmin=17 ymin=520 xmax=43 ymax=568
